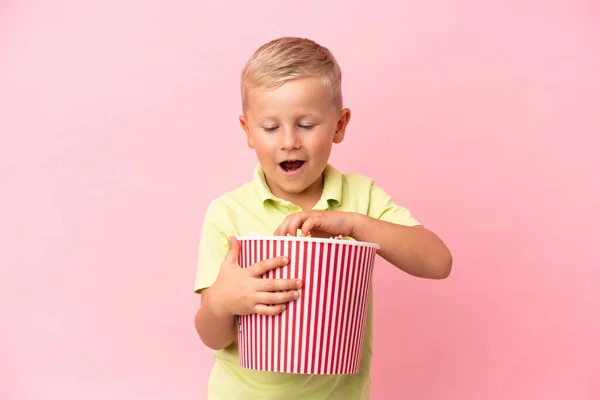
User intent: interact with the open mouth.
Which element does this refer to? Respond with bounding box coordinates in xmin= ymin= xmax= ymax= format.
xmin=279 ymin=160 xmax=305 ymax=172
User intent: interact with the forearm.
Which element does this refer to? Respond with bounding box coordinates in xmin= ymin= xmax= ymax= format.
xmin=194 ymin=288 xmax=237 ymax=350
xmin=351 ymin=214 xmax=452 ymax=279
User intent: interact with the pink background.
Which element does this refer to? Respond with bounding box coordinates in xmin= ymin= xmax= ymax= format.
xmin=1 ymin=1 xmax=599 ymax=399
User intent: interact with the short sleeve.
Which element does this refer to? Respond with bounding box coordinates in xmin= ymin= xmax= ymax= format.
xmin=367 ymin=182 xmax=421 ymax=227
xmin=194 ymin=201 xmax=232 ymax=294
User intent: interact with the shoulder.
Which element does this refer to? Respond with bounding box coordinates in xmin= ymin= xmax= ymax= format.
xmin=203 ymin=180 xmax=259 ymax=223
xmin=339 ymin=169 xmax=398 ymax=201
xmin=340 ymin=171 xmax=376 ymax=196
xmin=338 ymin=169 xmax=406 ymax=212
xmin=209 ymin=181 xmax=255 ymax=206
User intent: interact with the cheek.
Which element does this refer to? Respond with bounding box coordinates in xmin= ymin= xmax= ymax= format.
xmin=306 ymin=135 xmax=334 ymax=157
xmin=252 ymin=136 xmax=276 ymax=159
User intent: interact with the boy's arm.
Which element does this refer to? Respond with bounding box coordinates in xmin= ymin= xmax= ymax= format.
xmin=355 ymin=182 xmax=452 ymax=279
xmin=194 ymin=207 xmax=301 ymax=351
xmin=276 ymin=211 xmax=451 ymax=279
xmin=195 ymin=238 xmax=300 ymax=350
xmin=194 ymin=201 xmax=238 ymax=350
xmin=195 ymin=287 xmax=237 ymax=350
xmin=351 ymin=215 xmax=452 ymax=279
xmin=274 ymin=181 xmax=452 ymax=279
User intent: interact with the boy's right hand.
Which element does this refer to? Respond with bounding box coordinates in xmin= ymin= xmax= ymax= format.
xmin=209 ymin=237 xmax=302 ymax=317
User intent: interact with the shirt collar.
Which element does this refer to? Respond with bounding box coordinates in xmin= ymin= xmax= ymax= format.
xmin=253 ymin=164 xmax=343 ymax=208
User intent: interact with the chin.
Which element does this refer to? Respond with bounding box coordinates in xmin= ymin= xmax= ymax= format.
xmin=280 ymin=183 xmax=310 ymax=195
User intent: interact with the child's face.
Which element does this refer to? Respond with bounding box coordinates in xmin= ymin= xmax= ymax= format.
xmin=240 ymin=78 xmax=350 ymax=205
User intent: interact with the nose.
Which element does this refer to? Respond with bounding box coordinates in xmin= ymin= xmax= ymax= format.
xmin=280 ymin=126 xmax=301 ymax=150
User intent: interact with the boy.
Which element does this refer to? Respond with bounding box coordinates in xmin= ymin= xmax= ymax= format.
xmin=194 ymin=37 xmax=452 ymax=399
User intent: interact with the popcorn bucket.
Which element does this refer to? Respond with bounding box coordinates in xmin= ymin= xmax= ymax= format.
xmin=236 ymin=235 xmax=379 ymax=375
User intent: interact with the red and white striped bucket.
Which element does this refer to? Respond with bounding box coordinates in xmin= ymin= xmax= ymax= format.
xmin=236 ymin=236 xmax=379 ymax=375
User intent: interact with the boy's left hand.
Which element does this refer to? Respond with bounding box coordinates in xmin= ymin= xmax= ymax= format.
xmin=274 ymin=211 xmax=358 ymax=238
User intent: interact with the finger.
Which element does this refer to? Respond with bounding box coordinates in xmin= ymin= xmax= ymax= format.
xmin=254 ymin=304 xmax=287 ymax=316
xmin=275 ymin=216 xmax=293 ymax=236
xmin=256 ymin=290 xmax=299 ymax=305
xmin=250 ymin=256 xmax=289 ymax=277
xmin=300 ymin=217 xmax=320 ymax=237
xmin=224 ymin=236 xmax=240 ymax=264
xmin=285 ymin=214 xmax=305 ymax=237
xmin=273 ymin=217 xmax=283 ymax=236
xmin=259 ymin=278 xmax=303 ymax=292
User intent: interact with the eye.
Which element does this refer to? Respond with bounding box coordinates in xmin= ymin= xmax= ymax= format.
xmin=262 ymin=126 xmax=279 ymax=132
xmin=298 ymin=124 xmax=315 ymax=130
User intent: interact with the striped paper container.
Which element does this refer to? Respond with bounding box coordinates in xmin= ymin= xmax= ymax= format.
xmin=236 ymin=236 xmax=379 ymax=375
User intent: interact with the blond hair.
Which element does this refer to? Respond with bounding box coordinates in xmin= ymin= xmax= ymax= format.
xmin=241 ymin=37 xmax=343 ymax=111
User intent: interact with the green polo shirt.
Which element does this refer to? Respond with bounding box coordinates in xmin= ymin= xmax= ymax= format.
xmin=195 ymin=164 xmax=420 ymax=400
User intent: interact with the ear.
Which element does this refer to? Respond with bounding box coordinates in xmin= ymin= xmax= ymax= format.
xmin=333 ymin=108 xmax=351 ymax=144
xmin=239 ymin=115 xmax=254 ymax=149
